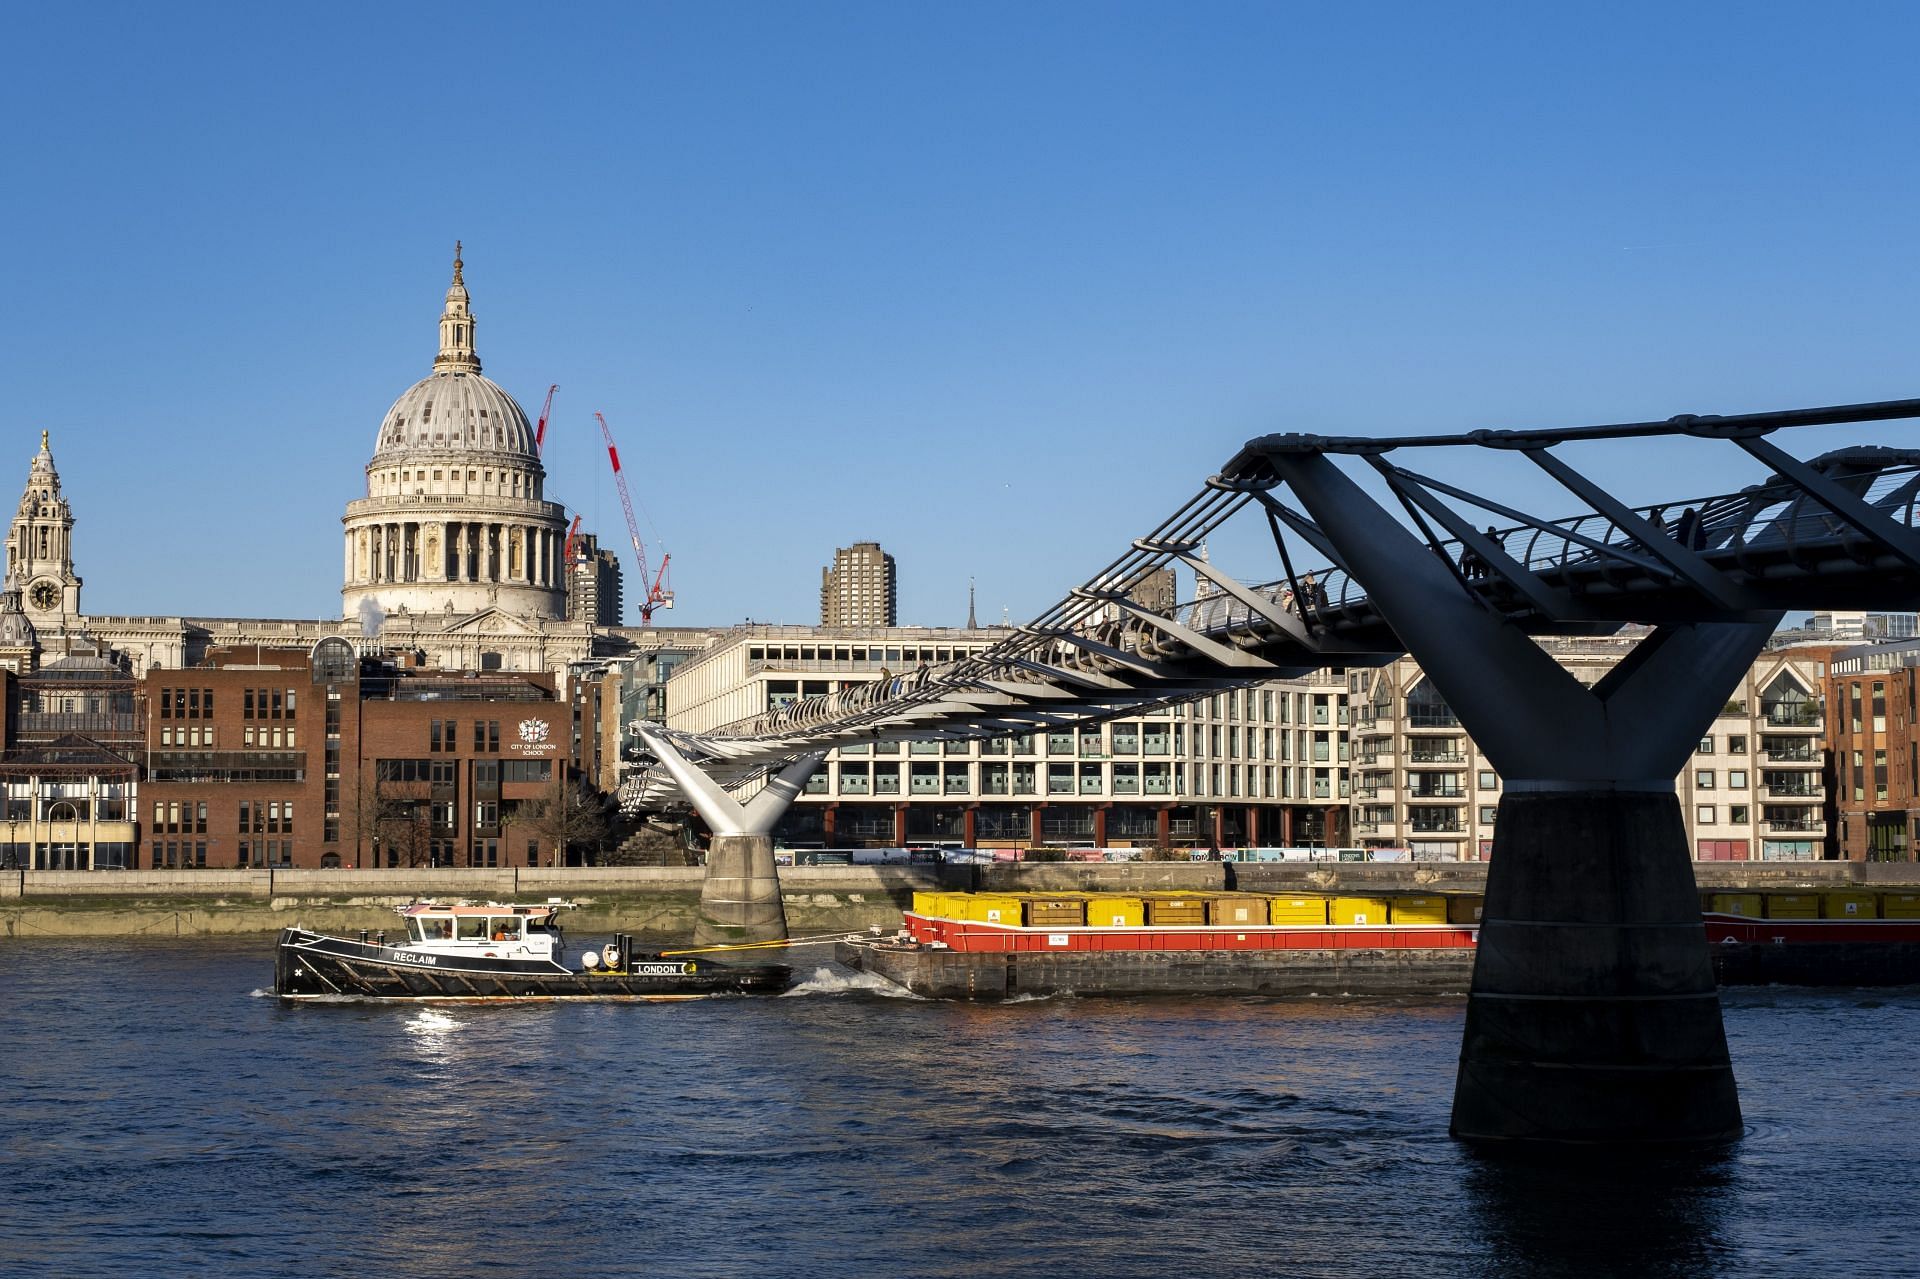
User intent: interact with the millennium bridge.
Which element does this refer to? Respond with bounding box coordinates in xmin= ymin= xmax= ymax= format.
xmin=626 ymin=396 xmax=1920 ymax=1147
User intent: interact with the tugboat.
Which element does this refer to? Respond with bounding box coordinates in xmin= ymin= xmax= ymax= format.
xmin=273 ymin=900 xmax=791 ymax=1000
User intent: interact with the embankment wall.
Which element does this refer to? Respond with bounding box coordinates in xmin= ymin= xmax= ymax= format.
xmin=2 ymin=861 xmax=1915 ymax=939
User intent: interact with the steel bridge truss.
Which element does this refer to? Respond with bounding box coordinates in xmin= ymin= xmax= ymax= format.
xmin=626 ymin=396 xmax=1920 ymax=806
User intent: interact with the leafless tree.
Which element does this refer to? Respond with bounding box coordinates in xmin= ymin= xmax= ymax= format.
xmin=507 ymin=774 xmax=614 ymax=866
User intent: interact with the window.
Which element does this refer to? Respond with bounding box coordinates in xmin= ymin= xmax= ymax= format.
xmin=1697 ymin=805 xmax=1716 ymax=824
xmin=1478 ymin=771 xmax=1498 ymax=790
xmin=1730 ymin=805 xmax=1750 ymax=824
xmin=1695 ymin=770 xmax=1715 ymax=790
xmin=1728 ymin=735 xmax=1748 ymax=755
xmin=1728 ymin=770 xmax=1747 ymax=789
xmin=1479 ymin=806 xmax=1498 ymax=824
xmin=1698 ymin=736 xmax=1715 ymax=754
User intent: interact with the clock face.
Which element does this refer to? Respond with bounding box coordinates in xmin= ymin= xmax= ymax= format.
xmin=28 ymin=580 xmax=59 ymax=611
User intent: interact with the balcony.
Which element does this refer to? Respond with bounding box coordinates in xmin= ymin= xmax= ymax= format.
xmin=1405 ymin=712 xmax=1462 ymax=730
xmin=1762 ymin=745 xmax=1821 ymax=765
xmin=1406 ymin=750 xmax=1467 ymax=765
xmin=1760 ymin=703 xmax=1821 ymax=730
xmin=1409 ymin=818 xmax=1464 ymax=834
xmin=1762 ymin=782 xmax=1822 ymax=800
xmin=1406 ymin=787 xmax=1465 ymax=800
xmin=1762 ymin=817 xmax=1824 ymax=833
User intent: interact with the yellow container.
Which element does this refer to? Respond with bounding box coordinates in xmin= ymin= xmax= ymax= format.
xmin=962 ymin=893 xmax=1027 ymax=926
xmin=1446 ymin=896 xmax=1484 ymax=925
xmin=1823 ymin=891 xmax=1879 ymax=920
xmin=1331 ymin=896 xmax=1392 ymax=926
xmin=1085 ymin=895 xmax=1145 ymax=927
xmin=1023 ymin=897 xmax=1088 ymax=927
xmin=1881 ymin=893 xmax=1920 ymax=920
xmin=911 ymin=891 xmax=955 ymax=919
xmin=1268 ymin=896 xmax=1330 ymax=925
xmin=1388 ymin=896 xmax=1448 ymax=924
xmin=1708 ymin=894 xmax=1764 ymax=918
xmin=1207 ymin=895 xmax=1269 ymax=926
xmin=1763 ymin=894 xmax=1820 ymax=920
xmin=1144 ymin=897 xmax=1208 ymax=926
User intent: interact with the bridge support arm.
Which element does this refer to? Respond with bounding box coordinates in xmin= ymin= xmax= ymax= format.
xmin=638 ymin=726 xmax=825 ymax=946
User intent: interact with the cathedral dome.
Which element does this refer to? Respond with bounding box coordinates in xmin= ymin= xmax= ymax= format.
xmin=366 ymin=242 xmax=539 ymax=463
xmin=371 ymin=371 xmax=537 ymax=461
xmin=343 ymin=245 xmax=569 ymax=625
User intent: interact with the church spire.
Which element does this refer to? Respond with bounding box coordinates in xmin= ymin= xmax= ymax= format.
xmin=967 ymin=577 xmax=978 ymax=629
xmin=434 ymin=241 xmax=481 ymax=375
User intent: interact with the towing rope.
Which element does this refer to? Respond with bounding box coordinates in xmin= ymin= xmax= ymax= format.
xmin=659 ymin=931 xmax=859 ymax=957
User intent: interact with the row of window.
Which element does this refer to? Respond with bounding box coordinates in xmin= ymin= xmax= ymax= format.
xmin=148 ymin=800 xmax=296 ymax=835
xmin=816 ymin=760 xmax=1343 ymax=802
xmin=153 ymin=725 xmax=301 ymax=748
xmin=156 ymin=689 xmax=215 ymax=719
xmin=429 ymin=719 xmax=502 ymax=753
xmin=243 ymin=689 xmax=297 ymax=720
xmin=238 ymin=800 xmax=294 ymax=835
xmin=376 ymin=758 xmax=553 ymax=784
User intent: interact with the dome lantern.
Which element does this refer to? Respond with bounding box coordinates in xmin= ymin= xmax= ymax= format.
xmin=434 ymin=240 xmax=480 ymax=376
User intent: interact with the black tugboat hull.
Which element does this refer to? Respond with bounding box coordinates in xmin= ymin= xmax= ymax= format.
xmin=273 ymin=928 xmax=791 ymax=1000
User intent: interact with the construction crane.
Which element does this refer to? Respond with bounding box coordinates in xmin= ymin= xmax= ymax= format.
xmin=560 ymin=514 xmax=583 ymax=566
xmin=533 ymin=384 xmax=559 ymax=453
xmin=593 ymin=412 xmax=674 ymax=623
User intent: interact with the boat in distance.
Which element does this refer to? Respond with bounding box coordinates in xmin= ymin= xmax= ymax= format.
xmin=273 ymin=900 xmax=791 ymax=1000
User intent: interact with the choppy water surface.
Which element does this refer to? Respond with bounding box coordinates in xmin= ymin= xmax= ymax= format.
xmin=1 ymin=939 xmax=1917 ymax=1278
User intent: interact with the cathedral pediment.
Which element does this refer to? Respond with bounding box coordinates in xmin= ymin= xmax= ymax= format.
xmin=437 ymin=607 xmax=545 ymax=637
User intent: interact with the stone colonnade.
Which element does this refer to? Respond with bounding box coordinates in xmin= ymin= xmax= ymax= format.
xmin=346 ymin=520 xmax=561 ymax=588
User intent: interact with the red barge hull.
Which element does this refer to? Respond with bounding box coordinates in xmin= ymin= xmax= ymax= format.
xmin=831 ymin=912 xmax=1920 ymax=999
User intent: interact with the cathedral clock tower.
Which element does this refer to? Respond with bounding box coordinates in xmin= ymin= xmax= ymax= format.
xmin=9 ymin=432 xmax=82 ymax=625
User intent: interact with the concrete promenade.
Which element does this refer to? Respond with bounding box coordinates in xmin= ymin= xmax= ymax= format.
xmin=2 ymin=860 xmax=1917 ymax=939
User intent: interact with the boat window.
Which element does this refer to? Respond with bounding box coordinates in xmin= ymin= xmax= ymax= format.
xmin=526 ymin=917 xmax=553 ymax=934
xmin=407 ymin=919 xmax=425 ymax=943
xmin=490 ymin=917 xmax=523 ymax=941
xmin=418 ymin=917 xmax=453 ymax=940
xmin=457 ymin=916 xmax=489 ymax=941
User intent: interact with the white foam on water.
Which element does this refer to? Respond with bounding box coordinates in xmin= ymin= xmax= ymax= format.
xmin=781 ymin=964 xmax=925 ymax=999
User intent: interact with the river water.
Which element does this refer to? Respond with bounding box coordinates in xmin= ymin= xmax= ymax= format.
xmin=1 ymin=937 xmax=1916 ymax=1279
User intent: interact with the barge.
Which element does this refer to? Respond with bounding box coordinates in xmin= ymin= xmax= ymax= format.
xmin=835 ymin=889 xmax=1920 ymax=998
xmin=274 ymin=900 xmax=790 ymax=1000
xmin=837 ymin=890 xmax=1480 ymax=998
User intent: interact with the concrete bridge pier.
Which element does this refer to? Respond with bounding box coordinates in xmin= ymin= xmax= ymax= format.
xmin=637 ymin=727 xmax=826 ymax=946
xmin=1457 ymin=782 xmax=1741 ymax=1143
xmin=1263 ymin=446 xmax=1780 ymax=1145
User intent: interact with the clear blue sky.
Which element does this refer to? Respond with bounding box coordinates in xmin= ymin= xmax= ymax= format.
xmin=3 ymin=2 xmax=1916 ymax=628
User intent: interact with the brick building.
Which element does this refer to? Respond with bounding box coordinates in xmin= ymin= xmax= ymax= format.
xmin=1826 ymin=638 xmax=1920 ymax=861
xmin=140 ymin=639 xmax=570 ymax=869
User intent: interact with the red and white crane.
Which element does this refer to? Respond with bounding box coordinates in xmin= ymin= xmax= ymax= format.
xmin=593 ymin=411 xmax=674 ymax=624
xmin=533 ymin=384 xmax=559 ymax=453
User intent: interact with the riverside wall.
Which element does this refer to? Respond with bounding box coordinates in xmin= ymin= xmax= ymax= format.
xmin=3 ymin=860 xmax=1919 ymax=940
